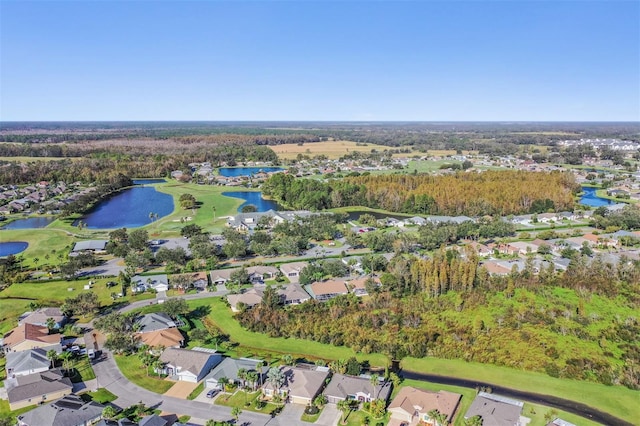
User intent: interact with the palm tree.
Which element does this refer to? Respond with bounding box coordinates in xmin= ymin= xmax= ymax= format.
xmin=33 ymin=257 xmax=40 ymax=270
xmin=59 ymin=351 xmax=73 ymax=374
xmin=337 ymin=400 xmax=352 ymax=424
xmin=246 ymin=370 xmax=259 ymax=391
xmin=45 ymin=317 xmax=56 ymax=333
xmin=369 ymin=373 xmax=380 ymax=398
xmin=46 ymin=349 xmax=58 ymax=368
xmin=266 ymin=367 xmax=285 ymax=396
xmin=231 ymin=406 xmax=242 ymax=423
xmin=464 ymin=415 xmax=483 ymax=426
xmin=237 ymin=368 xmax=247 ymax=389
xmin=102 ymin=405 xmax=117 ymax=420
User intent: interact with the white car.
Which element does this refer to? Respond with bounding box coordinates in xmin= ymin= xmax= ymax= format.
xmin=87 ymin=349 xmax=95 ymax=359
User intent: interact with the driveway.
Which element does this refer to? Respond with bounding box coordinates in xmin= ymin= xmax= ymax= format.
xmin=315 ymin=404 xmax=340 ymax=426
xmin=163 ymin=380 xmax=199 ymax=399
xmin=78 ymin=258 xmax=125 ymax=277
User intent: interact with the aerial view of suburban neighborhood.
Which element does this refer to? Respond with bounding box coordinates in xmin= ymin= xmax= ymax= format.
xmin=0 ymin=1 xmax=638 ymax=426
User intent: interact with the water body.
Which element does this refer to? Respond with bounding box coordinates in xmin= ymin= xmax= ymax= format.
xmin=223 ymin=191 xmax=280 ymax=212
xmin=77 ymin=186 xmax=174 ymax=229
xmin=218 ymin=167 xmax=284 ymax=177
xmin=1 ymin=216 xmax=56 ymax=230
xmin=133 ymin=178 xmax=166 ymax=185
xmin=0 ymin=241 xmax=28 ymax=257
xmin=580 ymin=186 xmax=613 ymax=207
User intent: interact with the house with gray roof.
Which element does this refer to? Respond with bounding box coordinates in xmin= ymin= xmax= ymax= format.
xmin=17 ymin=394 xmax=104 ymax=426
xmin=279 ymin=283 xmax=311 ymax=305
xmin=324 ymin=374 xmax=392 ymax=404
xmin=158 ymin=348 xmax=222 ymax=382
xmin=131 ymin=275 xmax=169 ymax=293
xmin=7 ymin=369 xmax=73 ymax=410
xmin=135 ymin=313 xmax=176 ymax=333
xmin=547 ymin=419 xmax=577 ymax=426
xmin=6 ymin=345 xmax=60 ymax=378
xmin=138 ymin=414 xmax=168 ymax=426
xmin=464 ymin=392 xmax=528 ymax=426
xmin=210 ymin=268 xmax=235 ymax=286
xmin=204 ymin=357 xmax=267 ymax=389
xmin=19 ymin=307 xmax=68 ymax=329
xmin=262 ymin=365 xmax=330 ymax=405
xmin=279 ymin=261 xmax=308 ymax=283
xmin=71 ymin=240 xmax=108 ymax=253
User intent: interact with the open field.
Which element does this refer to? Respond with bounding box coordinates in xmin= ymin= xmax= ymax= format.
xmin=0 ymin=228 xmax=75 ymax=268
xmin=402 ymin=357 xmax=639 ymax=424
xmin=0 ymin=156 xmax=81 ymax=162
xmin=270 ymin=140 xmax=402 ymax=160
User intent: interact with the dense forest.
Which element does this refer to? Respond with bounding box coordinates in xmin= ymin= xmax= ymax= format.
xmin=262 ymin=170 xmax=579 ymax=215
xmin=237 ymin=250 xmax=640 ymax=389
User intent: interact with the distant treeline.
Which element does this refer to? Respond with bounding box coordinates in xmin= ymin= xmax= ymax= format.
xmin=262 ymin=170 xmax=578 ymax=216
xmin=0 ymin=145 xmax=277 ymax=184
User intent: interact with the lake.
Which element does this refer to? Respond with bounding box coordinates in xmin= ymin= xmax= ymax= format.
xmin=219 ymin=167 xmax=284 ymax=177
xmin=1 ymin=216 xmax=56 ymax=230
xmin=223 ymin=191 xmax=280 ymax=212
xmin=0 ymin=241 xmax=28 ymax=257
xmin=580 ymin=186 xmax=613 ymax=207
xmin=77 ymin=186 xmax=174 ymax=229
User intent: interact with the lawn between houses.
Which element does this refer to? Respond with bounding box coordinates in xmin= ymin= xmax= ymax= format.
xmin=185 ymin=297 xmax=639 ymax=425
xmin=215 ymin=390 xmax=280 ymax=416
xmin=114 ymin=354 xmax=174 ymax=394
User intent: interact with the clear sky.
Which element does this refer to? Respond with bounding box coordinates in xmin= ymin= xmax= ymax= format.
xmin=1 ymin=0 xmax=638 ymax=121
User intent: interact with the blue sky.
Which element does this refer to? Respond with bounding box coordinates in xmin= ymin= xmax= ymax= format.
xmin=1 ymin=1 xmax=638 ymax=121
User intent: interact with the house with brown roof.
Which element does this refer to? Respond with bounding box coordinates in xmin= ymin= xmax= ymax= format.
xmin=246 ymin=265 xmax=279 ymax=283
xmin=2 ymin=323 xmax=61 ymax=353
xmin=227 ymin=288 xmax=265 ymax=312
xmin=279 ymin=283 xmax=311 ymax=305
xmin=388 ymin=386 xmax=462 ymax=426
xmin=262 ymin=365 xmax=330 ymax=405
xmin=138 ymin=328 xmax=184 ymax=349
xmin=346 ymin=276 xmax=380 ymax=297
xmin=305 ymin=279 xmax=349 ymax=301
xmin=6 ymin=368 xmax=73 ymax=410
xmin=480 ymin=260 xmax=512 ymax=276
xmin=210 ymin=268 xmax=234 ymax=286
xmin=170 ymin=271 xmax=209 ymax=291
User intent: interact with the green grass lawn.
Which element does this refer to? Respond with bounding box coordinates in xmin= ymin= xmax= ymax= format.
xmin=0 ymin=400 xmax=36 ymax=423
xmin=69 ymin=356 xmax=96 ymax=383
xmin=0 ymin=228 xmax=75 ymax=268
xmin=187 ymin=382 xmax=205 ymax=400
xmin=301 ymin=406 xmax=323 ymax=423
xmin=114 ymin=354 xmax=174 ymax=394
xmin=82 ymin=388 xmax=117 ymax=404
xmin=402 ymin=358 xmax=638 ymax=424
xmin=342 ymin=410 xmax=389 ymax=426
xmin=215 ymin=390 xmax=280 ymax=415
xmin=189 ymin=297 xmax=388 ymax=366
xmin=0 ymin=298 xmax=33 ymax=334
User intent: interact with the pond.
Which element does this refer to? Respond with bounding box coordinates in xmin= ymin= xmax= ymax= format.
xmin=580 ymin=186 xmax=613 ymax=207
xmin=133 ymin=178 xmax=166 ymax=185
xmin=0 ymin=241 xmax=28 ymax=257
xmin=218 ymin=167 xmax=284 ymax=177
xmin=1 ymin=216 xmax=56 ymax=230
xmin=76 ymin=186 xmax=174 ymax=229
xmin=223 ymin=191 xmax=281 ymax=212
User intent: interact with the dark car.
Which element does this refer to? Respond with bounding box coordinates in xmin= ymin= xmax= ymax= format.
xmin=106 ymin=281 xmax=117 ymax=287
xmin=206 ymin=389 xmax=219 ymax=398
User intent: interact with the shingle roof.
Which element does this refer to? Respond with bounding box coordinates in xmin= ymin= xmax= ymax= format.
xmin=324 ymin=374 xmax=392 ymax=402
xmin=138 ymin=328 xmax=184 ymax=348
xmin=465 ymin=392 xmax=523 ymax=426
xmin=138 ymin=414 xmax=168 ymax=426
xmin=136 ymin=313 xmax=176 ymax=333
xmin=308 ymin=280 xmax=348 ymax=297
xmin=19 ymin=307 xmax=66 ymax=326
xmin=389 ymin=386 xmax=461 ymax=422
xmin=205 ymin=357 xmax=267 ymax=383
xmin=8 ymin=369 xmax=72 ymax=405
xmin=159 ymin=348 xmax=219 ymax=376
xmin=72 ymin=240 xmax=108 ymax=252
xmin=6 ymin=346 xmax=56 ymax=375
xmin=263 ymin=366 xmax=329 ymax=399
xmin=18 ymin=394 xmax=105 ymax=426
xmin=3 ymin=323 xmax=61 ymax=349
xmin=278 ymin=283 xmax=310 ymax=303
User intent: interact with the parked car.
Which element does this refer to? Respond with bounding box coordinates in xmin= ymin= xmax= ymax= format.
xmin=87 ymin=349 xmax=95 ymax=359
xmin=206 ymin=389 xmax=219 ymax=398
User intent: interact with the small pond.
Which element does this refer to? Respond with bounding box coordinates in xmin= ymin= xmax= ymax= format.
xmin=76 ymin=186 xmax=174 ymax=229
xmin=0 ymin=241 xmax=28 ymax=257
xmin=223 ymin=191 xmax=281 ymax=212
xmin=580 ymin=186 xmax=613 ymax=207
xmin=1 ymin=216 xmax=56 ymax=229
xmin=218 ymin=167 xmax=284 ymax=177
xmin=133 ymin=179 xmax=166 ymax=185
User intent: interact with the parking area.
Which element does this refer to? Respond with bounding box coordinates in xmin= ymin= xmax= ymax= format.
xmin=162 ymin=380 xmax=199 ymax=399
xmin=192 ymin=386 xmax=219 ymax=403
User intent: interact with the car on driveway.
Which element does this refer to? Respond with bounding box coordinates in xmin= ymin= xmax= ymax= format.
xmin=206 ymin=389 xmax=219 ymax=398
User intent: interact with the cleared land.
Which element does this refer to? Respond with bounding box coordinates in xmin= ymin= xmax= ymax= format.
xmin=271 ymin=140 xmax=401 ymax=160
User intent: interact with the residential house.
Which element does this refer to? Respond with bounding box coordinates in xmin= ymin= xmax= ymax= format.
xmin=480 ymin=260 xmax=512 ymax=276
xmin=227 ymin=288 xmax=265 ymax=312
xmin=7 ymin=368 xmax=73 ymax=410
xmin=278 ymin=283 xmax=311 ymax=305
xmin=246 ymin=265 xmax=279 ymax=283
xmin=279 ymin=261 xmax=308 ymax=283
xmin=388 ymin=386 xmax=462 ymax=426
xmin=546 ymin=419 xmax=577 ymax=426
xmin=138 ymin=415 xmax=168 ymax=426
xmin=204 ymin=357 xmax=268 ymax=389
xmin=17 ymin=394 xmax=104 ymax=426
xmin=262 ymin=365 xmax=330 ymax=405
xmin=210 ymin=269 xmax=234 ymax=286
xmin=464 ymin=392 xmax=527 ymax=426
xmin=158 ymin=348 xmax=222 ymax=382
xmin=6 ymin=345 xmax=61 ymax=378
xmin=135 ymin=313 xmax=183 ymax=349
xmin=324 ymin=374 xmax=392 ymax=404
xmin=305 ymin=280 xmax=349 ymax=301
xmin=170 ymin=271 xmax=209 ymax=291
xmin=71 ymin=240 xmax=108 ymax=254
xmin=2 ymin=323 xmax=61 ymax=353
xmin=19 ymin=307 xmax=68 ymax=329
xmin=131 ymin=275 xmax=169 ymax=293
xmin=346 ymin=276 xmax=380 ymax=297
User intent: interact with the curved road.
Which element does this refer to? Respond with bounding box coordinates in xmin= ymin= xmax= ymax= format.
xmin=402 ymin=370 xmax=633 ymax=426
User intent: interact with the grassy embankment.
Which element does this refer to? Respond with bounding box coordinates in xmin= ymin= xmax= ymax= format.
xmin=189 ymin=296 xmax=639 ymax=425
